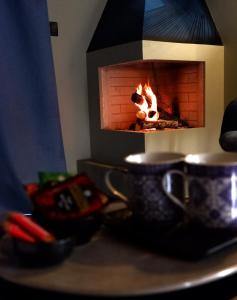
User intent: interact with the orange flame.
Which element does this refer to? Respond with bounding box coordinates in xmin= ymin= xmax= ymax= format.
xmin=134 ymin=83 xmax=159 ymax=122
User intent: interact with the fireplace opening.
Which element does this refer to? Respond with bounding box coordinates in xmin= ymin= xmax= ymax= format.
xmin=99 ymin=60 xmax=205 ymax=132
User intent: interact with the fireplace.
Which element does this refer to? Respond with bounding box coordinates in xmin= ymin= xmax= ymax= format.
xmin=99 ymin=60 xmax=204 ymax=132
xmin=85 ymin=0 xmax=224 ymax=166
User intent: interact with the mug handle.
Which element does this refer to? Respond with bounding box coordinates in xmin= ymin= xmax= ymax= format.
xmin=105 ymin=167 xmax=128 ymax=202
xmin=162 ymin=170 xmax=188 ymax=211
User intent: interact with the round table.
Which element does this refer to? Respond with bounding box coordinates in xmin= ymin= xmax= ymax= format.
xmin=1 ymin=228 xmax=237 ymax=298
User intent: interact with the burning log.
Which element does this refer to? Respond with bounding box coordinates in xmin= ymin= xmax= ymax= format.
xmin=131 ymin=84 xmax=159 ymax=122
xmin=129 ymin=82 xmax=190 ymax=131
xmin=136 ymin=110 xmax=146 ymax=120
xmin=129 ymin=119 xmax=179 ymax=131
xmin=136 ymin=110 xmax=158 ymax=121
xmin=156 ymin=119 xmax=179 ymax=129
xmin=142 ymin=119 xmax=179 ymax=130
xmin=131 ymin=92 xmax=152 ymax=108
xmin=131 ymin=92 xmax=144 ymax=106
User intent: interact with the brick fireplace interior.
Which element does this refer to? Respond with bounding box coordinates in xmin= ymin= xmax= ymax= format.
xmin=99 ymin=59 xmax=204 ymax=132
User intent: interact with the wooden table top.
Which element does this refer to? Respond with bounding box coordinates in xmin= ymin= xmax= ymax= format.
xmin=1 ymin=227 xmax=237 ymax=298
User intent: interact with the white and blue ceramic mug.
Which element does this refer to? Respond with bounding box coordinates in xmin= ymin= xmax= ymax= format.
xmin=105 ymin=152 xmax=186 ymax=227
xmin=163 ymin=152 xmax=237 ymax=229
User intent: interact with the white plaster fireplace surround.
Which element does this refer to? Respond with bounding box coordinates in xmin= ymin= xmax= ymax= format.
xmin=87 ymin=40 xmax=223 ymax=165
xmin=86 ymin=0 xmax=224 ymax=166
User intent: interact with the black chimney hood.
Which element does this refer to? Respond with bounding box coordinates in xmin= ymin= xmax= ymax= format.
xmin=88 ymin=0 xmax=222 ymax=52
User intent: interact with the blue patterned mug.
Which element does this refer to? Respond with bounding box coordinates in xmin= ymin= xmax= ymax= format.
xmin=105 ymin=152 xmax=186 ymax=227
xmin=163 ymin=152 xmax=237 ymax=229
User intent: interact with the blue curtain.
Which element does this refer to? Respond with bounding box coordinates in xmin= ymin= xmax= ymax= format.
xmin=0 ymin=0 xmax=66 ymax=212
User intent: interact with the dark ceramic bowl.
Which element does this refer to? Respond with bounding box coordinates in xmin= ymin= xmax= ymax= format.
xmin=12 ymin=236 xmax=75 ymax=267
xmin=32 ymin=212 xmax=103 ymax=245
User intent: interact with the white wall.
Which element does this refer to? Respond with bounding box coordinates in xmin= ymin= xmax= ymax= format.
xmin=47 ymin=0 xmax=107 ymax=173
xmin=206 ymin=0 xmax=237 ymax=107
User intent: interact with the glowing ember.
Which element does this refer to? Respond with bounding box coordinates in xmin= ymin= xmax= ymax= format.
xmin=131 ymin=83 xmax=159 ymax=122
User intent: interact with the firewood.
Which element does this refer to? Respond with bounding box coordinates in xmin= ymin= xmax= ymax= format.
xmin=140 ymin=119 xmax=179 ymax=130
xmin=156 ymin=119 xmax=179 ymax=129
xmin=131 ymin=93 xmax=143 ymax=105
xmin=136 ymin=111 xmax=146 ymax=120
xmin=129 ymin=117 xmax=189 ymax=131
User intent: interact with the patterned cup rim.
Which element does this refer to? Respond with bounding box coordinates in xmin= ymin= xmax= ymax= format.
xmin=125 ymin=152 xmax=185 ymax=166
xmin=185 ymin=152 xmax=237 ymax=167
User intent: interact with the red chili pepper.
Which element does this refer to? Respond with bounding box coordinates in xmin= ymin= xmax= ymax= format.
xmin=3 ymin=221 xmax=36 ymax=243
xmin=8 ymin=212 xmax=55 ymax=243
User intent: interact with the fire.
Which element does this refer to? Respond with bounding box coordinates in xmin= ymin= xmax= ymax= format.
xmin=131 ymin=83 xmax=159 ymax=122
